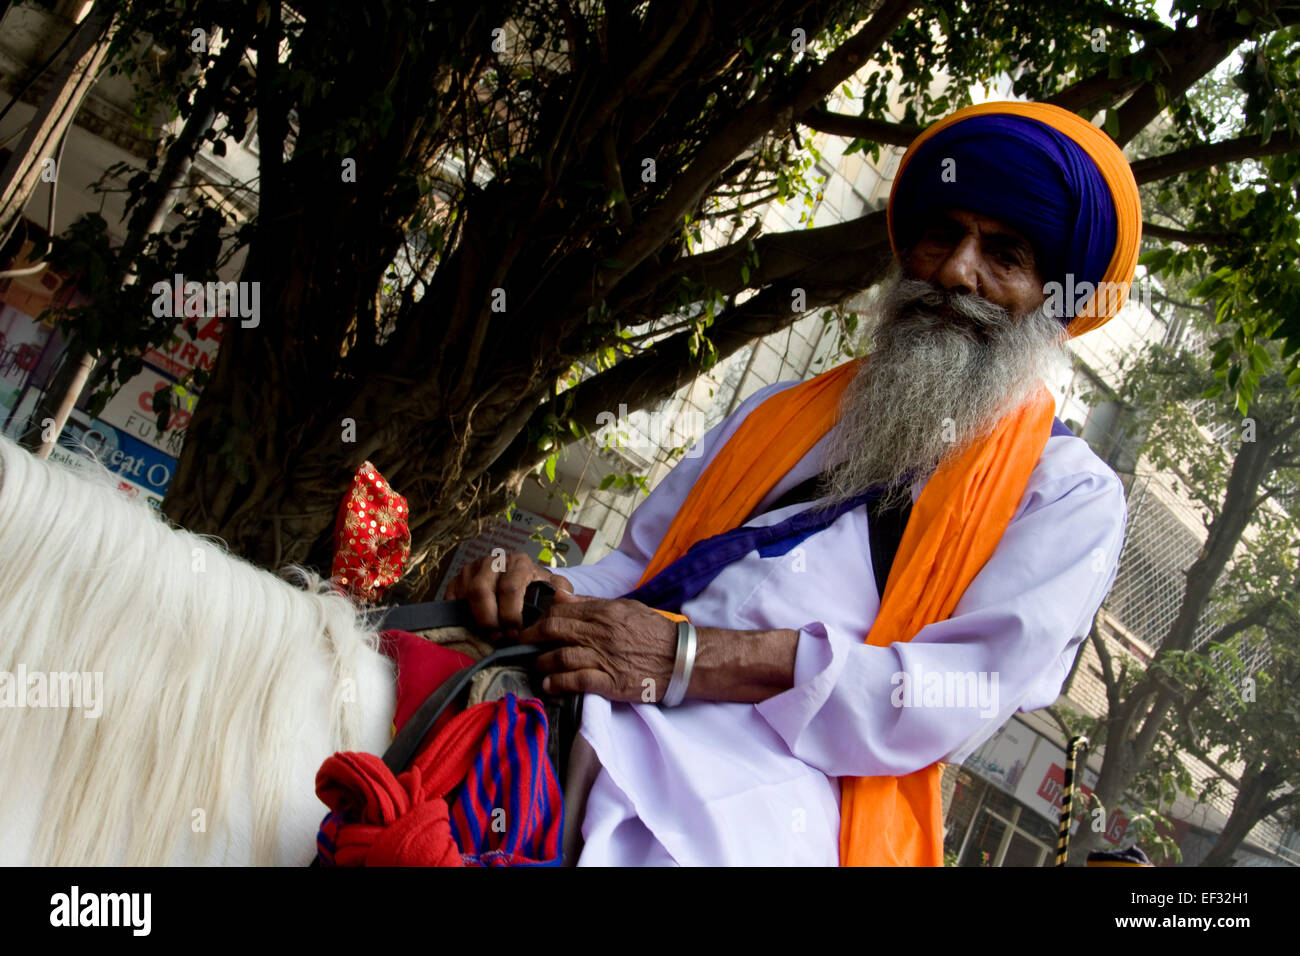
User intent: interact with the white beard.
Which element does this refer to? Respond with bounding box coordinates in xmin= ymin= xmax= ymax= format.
xmin=821 ymin=274 xmax=1069 ymax=506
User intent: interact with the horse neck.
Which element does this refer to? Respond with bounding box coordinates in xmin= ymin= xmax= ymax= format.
xmin=178 ymin=637 xmax=397 ymax=866
xmin=0 ymin=435 xmax=397 ymax=865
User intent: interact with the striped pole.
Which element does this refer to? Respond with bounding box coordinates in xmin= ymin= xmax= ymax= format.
xmin=1055 ymin=735 xmax=1089 ymax=867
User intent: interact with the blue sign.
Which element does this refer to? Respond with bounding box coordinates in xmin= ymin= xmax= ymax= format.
xmin=59 ymin=418 xmax=177 ymax=498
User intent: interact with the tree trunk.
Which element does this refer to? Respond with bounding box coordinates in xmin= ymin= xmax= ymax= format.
xmin=1199 ymin=764 xmax=1282 ymax=866
xmin=161 ymin=133 xmax=893 ymax=582
xmin=161 ymin=215 xmax=890 ymax=586
xmin=17 ymin=341 xmax=94 ymax=457
xmin=157 ymin=0 xmax=916 ymax=581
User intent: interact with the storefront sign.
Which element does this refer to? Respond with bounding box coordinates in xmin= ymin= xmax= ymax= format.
xmin=966 ymin=720 xmax=1037 ymax=793
xmin=6 ymin=387 xmax=173 ymax=507
xmin=143 ymin=314 xmax=223 ymax=380
xmin=98 ymin=363 xmax=196 ymax=459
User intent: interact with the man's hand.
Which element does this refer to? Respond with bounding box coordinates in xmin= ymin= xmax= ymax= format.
xmin=444 ymin=550 xmax=574 ymax=634
xmin=523 ymin=590 xmax=678 ymax=703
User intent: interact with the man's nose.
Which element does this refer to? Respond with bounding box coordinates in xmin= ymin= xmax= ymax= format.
xmin=933 ymin=235 xmax=981 ymax=296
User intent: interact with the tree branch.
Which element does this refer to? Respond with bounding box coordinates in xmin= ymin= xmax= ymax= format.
xmin=1044 ymin=705 xmax=1079 ymax=745
xmin=1090 ymin=621 xmax=1121 ymax=704
xmin=1149 ymin=287 xmax=1215 ymax=316
xmin=1109 ymin=3 xmax=1300 ymax=147
xmin=1132 ymin=132 xmax=1300 ymax=183
xmin=488 ymin=264 xmax=890 ymax=488
xmin=1205 ymin=600 xmax=1280 ymax=649
xmin=1261 ymin=789 xmax=1299 ymax=819
xmin=1098 ymin=11 xmax=1173 ymax=37
xmin=593 ymin=0 xmax=918 ymax=296
xmin=610 ymin=209 xmax=891 ymax=325
xmin=1143 ymin=222 xmax=1235 ymax=246
xmin=1049 ymin=7 xmax=1270 ymax=140
xmin=797 ymin=106 xmax=920 ymax=146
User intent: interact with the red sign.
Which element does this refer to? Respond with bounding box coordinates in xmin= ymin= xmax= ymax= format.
xmin=1037 ymin=762 xmax=1128 ymax=844
xmin=98 ymin=364 xmax=196 ymax=458
xmin=143 ymin=315 xmax=223 ymax=379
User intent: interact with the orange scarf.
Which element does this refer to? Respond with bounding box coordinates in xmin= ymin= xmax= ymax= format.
xmin=633 ymin=357 xmax=1056 ymax=865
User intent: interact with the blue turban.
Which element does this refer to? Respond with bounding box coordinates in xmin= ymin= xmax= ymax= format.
xmin=888 ymin=103 xmax=1141 ymax=332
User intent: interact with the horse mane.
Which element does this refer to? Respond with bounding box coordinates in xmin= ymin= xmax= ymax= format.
xmin=0 ymin=434 xmax=385 ymax=865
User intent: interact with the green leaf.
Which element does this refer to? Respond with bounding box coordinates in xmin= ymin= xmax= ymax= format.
xmin=1189 ymin=273 xmax=1224 ymax=298
xmin=1248 ymin=343 xmax=1270 ymax=374
xmin=544 ymin=454 xmax=557 ymax=483
xmin=1138 ymin=248 xmax=1174 ymax=271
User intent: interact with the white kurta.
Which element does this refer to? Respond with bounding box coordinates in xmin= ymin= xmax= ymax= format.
xmin=553 ymin=379 xmax=1127 ymax=866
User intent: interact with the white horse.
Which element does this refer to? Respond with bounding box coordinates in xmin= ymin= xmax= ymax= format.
xmin=0 ymin=433 xmax=399 ymax=865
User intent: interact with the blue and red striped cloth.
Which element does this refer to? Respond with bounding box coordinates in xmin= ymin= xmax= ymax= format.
xmin=314 ymin=633 xmax=563 ymax=867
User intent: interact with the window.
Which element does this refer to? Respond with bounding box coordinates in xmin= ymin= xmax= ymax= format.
xmin=955 ymin=786 xmax=1057 ymax=867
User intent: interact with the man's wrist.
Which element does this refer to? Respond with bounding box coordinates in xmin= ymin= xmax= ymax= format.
xmin=687 ymin=625 xmax=800 ymax=704
xmin=659 ymin=620 xmax=698 ymax=707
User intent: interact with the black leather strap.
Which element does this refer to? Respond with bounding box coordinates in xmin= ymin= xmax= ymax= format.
xmin=380 ymin=642 xmax=547 ymax=774
xmin=371 ymin=598 xmax=477 ymax=633
xmin=372 ymin=580 xmax=556 ymax=634
xmin=376 ymin=582 xmax=562 ymax=776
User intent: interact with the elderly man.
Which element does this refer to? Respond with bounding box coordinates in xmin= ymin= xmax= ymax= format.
xmin=448 ymin=101 xmax=1141 ymax=865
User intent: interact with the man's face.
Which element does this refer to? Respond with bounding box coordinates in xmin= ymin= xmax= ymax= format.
xmin=820 ymin=216 xmax=1069 ymax=505
xmin=903 ymin=208 xmax=1046 ymax=320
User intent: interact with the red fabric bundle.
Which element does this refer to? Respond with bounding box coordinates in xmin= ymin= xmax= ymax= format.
xmin=316 ymin=701 xmax=499 ymax=867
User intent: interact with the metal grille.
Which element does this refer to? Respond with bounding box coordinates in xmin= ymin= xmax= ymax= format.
xmin=1105 ymin=478 xmax=1273 ymax=676
xmin=1104 ymin=477 xmax=1219 ymax=651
